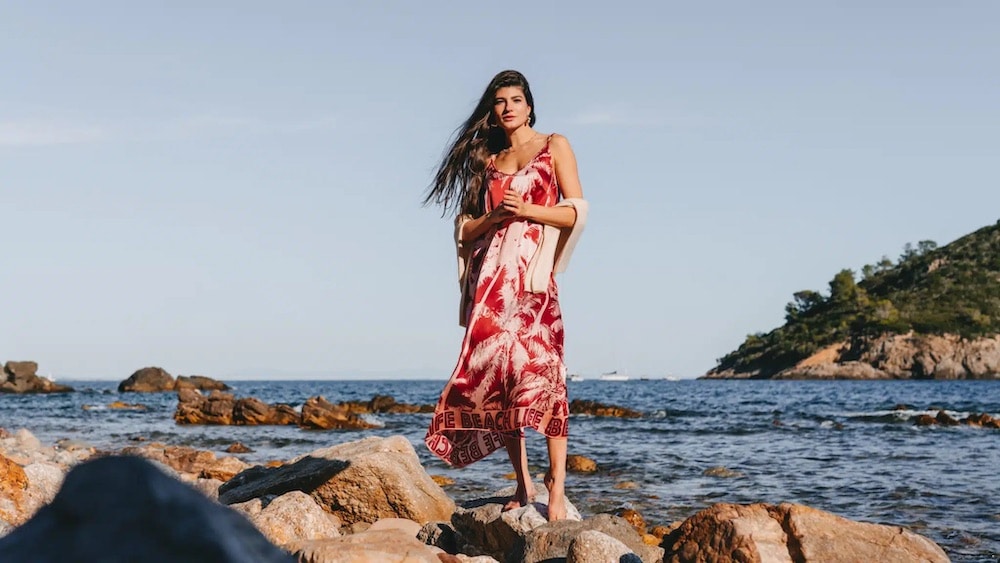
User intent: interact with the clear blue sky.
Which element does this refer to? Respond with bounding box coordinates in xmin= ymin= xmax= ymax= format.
xmin=2 ymin=1 xmax=998 ymax=380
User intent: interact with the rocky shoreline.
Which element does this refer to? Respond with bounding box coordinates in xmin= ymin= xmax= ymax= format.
xmin=704 ymin=333 xmax=1000 ymax=380
xmin=0 ymin=428 xmax=950 ymax=562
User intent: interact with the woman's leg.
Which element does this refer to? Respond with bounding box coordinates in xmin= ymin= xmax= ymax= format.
xmin=545 ymin=436 xmax=568 ymax=521
xmin=502 ymin=432 xmax=535 ymax=510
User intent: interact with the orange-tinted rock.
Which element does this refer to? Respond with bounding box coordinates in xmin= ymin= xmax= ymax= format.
xmin=430 ymin=475 xmax=455 ymax=486
xmin=566 ymin=454 xmax=598 ymax=473
xmin=225 ymin=442 xmax=253 ymax=454
xmin=614 ymin=508 xmax=647 ymax=535
xmin=0 ymin=453 xmax=28 ymax=517
xmin=914 ymin=414 xmax=937 ymax=426
xmin=300 ymin=396 xmax=378 ymax=430
xmin=174 ymin=389 xmax=235 ymax=425
xmin=108 ymin=401 xmax=146 ymax=410
xmin=935 ymin=410 xmax=960 ymax=426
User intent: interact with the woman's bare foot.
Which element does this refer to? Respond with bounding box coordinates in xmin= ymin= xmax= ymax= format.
xmin=542 ymin=469 xmax=567 ymax=520
xmin=502 ymin=481 xmax=536 ymax=511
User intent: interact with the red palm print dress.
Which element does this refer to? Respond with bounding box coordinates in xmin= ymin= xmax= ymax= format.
xmin=425 ymin=138 xmax=570 ymax=468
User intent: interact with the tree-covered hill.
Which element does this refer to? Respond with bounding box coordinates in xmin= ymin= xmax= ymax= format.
xmin=708 ymin=220 xmax=1000 ymax=379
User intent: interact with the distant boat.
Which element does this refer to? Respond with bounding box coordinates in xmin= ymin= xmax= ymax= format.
xmin=568 ymin=374 xmax=585 ymax=382
xmin=598 ymin=370 xmax=629 ymax=382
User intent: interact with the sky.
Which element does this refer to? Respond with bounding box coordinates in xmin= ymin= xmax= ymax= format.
xmin=1 ymin=1 xmax=998 ymax=380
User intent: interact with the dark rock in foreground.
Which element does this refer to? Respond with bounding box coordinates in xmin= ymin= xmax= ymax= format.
xmin=0 ymin=455 xmax=293 ymax=563
xmin=1 ymin=361 xmax=73 ymax=394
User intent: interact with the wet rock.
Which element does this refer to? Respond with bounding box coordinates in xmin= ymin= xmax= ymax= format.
xmin=569 ymin=399 xmax=643 ymax=418
xmin=514 ymin=514 xmax=662 ymax=563
xmin=108 ymin=401 xmax=146 ymax=410
xmin=613 ymin=508 xmax=647 ymax=536
xmin=219 ymin=435 xmax=454 ymax=527
xmin=661 ymin=502 xmax=948 ymax=563
xmin=226 ymin=442 xmax=254 ymax=454
xmin=431 ymin=474 xmax=455 ymax=486
xmin=286 ymin=529 xmax=441 ymax=563
xmin=703 ymin=466 xmax=743 ymax=478
xmin=566 ymin=454 xmax=597 ymax=473
xmin=232 ymin=397 xmax=299 ymax=426
xmin=174 ymin=389 xmax=236 ymax=425
xmin=231 ymin=491 xmax=341 ymax=547
xmin=118 ymin=366 xmax=174 ymax=392
xmin=567 ymin=530 xmax=637 ymax=563
xmin=614 ymin=481 xmax=639 ymax=490
xmin=175 ymin=375 xmax=230 ymax=391
xmin=914 ymin=414 xmax=937 ymax=426
xmin=935 ymin=410 xmax=960 ymax=426
xmin=300 ymin=396 xmax=378 ymax=430
xmin=0 ymin=455 xmax=294 ymax=562
xmin=1 ymin=361 xmax=73 ymax=394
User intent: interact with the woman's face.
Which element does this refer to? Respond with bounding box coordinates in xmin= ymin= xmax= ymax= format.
xmin=492 ymin=86 xmax=531 ymax=132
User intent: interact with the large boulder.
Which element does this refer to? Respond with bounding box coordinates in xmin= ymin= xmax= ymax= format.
xmin=118 ymin=366 xmax=175 ymax=392
xmin=1 ymin=361 xmax=73 ymax=393
xmin=567 ymin=530 xmax=640 ymax=563
xmin=231 ymin=491 xmax=341 ymax=547
xmin=661 ymin=502 xmax=948 ymax=563
xmin=232 ymin=397 xmax=299 ymax=425
xmin=0 ymin=455 xmax=294 ymax=562
xmin=219 ymin=435 xmax=454 ymax=527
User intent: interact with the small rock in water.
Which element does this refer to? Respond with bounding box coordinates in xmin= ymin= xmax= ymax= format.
xmin=702 ymin=466 xmax=742 ymax=478
xmin=108 ymin=401 xmax=146 ymax=410
xmin=914 ymin=414 xmax=937 ymax=426
xmin=225 ymin=442 xmax=253 ymax=454
xmin=502 ymin=471 xmax=517 ymax=480
xmin=612 ymin=508 xmax=647 ymax=535
xmin=566 ymin=454 xmax=598 ymax=473
xmin=613 ymin=481 xmax=638 ymax=490
xmin=935 ymin=410 xmax=960 ymax=426
xmin=431 ymin=474 xmax=454 ymax=486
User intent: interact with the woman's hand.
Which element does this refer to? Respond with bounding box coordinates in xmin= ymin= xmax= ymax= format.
xmin=501 ymin=189 xmax=533 ymax=218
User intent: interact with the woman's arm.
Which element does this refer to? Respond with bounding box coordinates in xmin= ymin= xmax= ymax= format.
xmin=501 ymin=134 xmax=583 ymax=228
xmin=458 ymin=206 xmax=510 ymax=243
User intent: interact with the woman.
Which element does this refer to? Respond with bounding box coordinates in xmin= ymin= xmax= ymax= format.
xmin=423 ymin=70 xmax=588 ymax=521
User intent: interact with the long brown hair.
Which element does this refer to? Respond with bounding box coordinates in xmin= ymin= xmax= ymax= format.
xmin=423 ymin=70 xmax=536 ymax=217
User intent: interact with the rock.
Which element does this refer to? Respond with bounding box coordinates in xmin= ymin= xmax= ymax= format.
xmin=174 ymin=389 xmax=236 ymax=425
xmin=613 ymin=508 xmax=647 ymax=536
xmin=935 ymin=410 xmax=960 ymax=426
xmin=231 ymin=491 xmax=341 ymax=547
xmin=650 ymin=523 xmax=681 ymax=539
xmin=191 ymin=478 xmax=224 ymax=501
xmin=703 ymin=466 xmax=742 ymax=478
xmin=175 ymin=375 xmax=230 ymax=391
xmin=219 ymin=435 xmax=454 ymax=527
xmin=774 ymin=361 xmax=890 ymax=380
xmin=286 ymin=529 xmax=441 ymax=563
xmin=232 ymin=397 xmax=299 ymax=426
xmin=567 ymin=530 xmax=637 ymax=563
xmin=369 ymin=517 xmax=422 ymax=537
xmin=118 ymin=366 xmax=175 ymax=392
xmin=569 ymin=399 xmax=643 ymax=418
xmin=226 ymin=442 xmax=254 ymax=454
xmin=0 ymin=455 xmax=294 ymax=562
xmin=431 ymin=474 xmax=455 ymax=486
xmin=614 ymin=481 xmax=639 ymax=490
xmin=108 ymin=401 xmax=146 ymax=410
xmin=515 ymin=514 xmax=662 ymax=563
xmin=661 ymin=502 xmax=948 ymax=563
xmin=119 ymin=443 xmax=249 ymax=481
xmin=1 ymin=361 xmax=73 ymax=393
xmin=566 ymin=454 xmax=597 ymax=473
xmin=914 ymin=414 xmax=937 ymax=426
xmin=299 ymin=396 xmax=379 ymax=430
xmin=451 ymin=486 xmax=582 ymax=560
xmin=0 ymin=453 xmax=28 ymax=525
xmin=418 ymin=521 xmax=460 ymax=554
